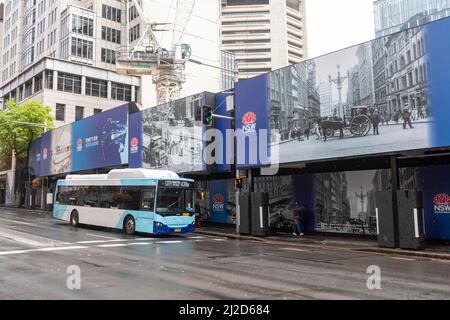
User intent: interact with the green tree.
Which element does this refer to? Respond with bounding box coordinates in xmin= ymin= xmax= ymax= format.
xmin=0 ymin=99 xmax=54 ymax=166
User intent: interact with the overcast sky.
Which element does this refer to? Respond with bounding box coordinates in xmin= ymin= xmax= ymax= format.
xmin=306 ymin=0 xmax=376 ymax=59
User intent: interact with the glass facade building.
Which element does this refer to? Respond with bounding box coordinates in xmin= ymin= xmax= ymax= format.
xmin=374 ymin=0 xmax=450 ymax=37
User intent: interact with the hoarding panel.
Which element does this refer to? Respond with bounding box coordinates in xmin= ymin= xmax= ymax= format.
xmin=234 ymin=18 xmax=450 ymax=167
xmin=71 ymin=105 xmax=129 ymax=172
xmin=235 ymin=74 xmax=270 ymax=168
xmin=128 ymin=111 xmax=143 ymax=168
xmin=141 ymin=92 xmax=211 ymax=173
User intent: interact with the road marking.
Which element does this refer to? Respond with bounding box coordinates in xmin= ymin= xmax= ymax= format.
xmin=188 ymin=236 xmax=206 ymax=239
xmin=281 ymin=247 xmax=306 ymax=252
xmin=391 ymin=257 xmax=416 ymax=261
xmin=0 ymin=217 xmax=34 ymax=226
xmin=85 ymin=233 xmax=122 ymax=240
xmin=155 ymin=240 xmax=183 ymax=244
xmin=0 ymin=246 xmax=88 ymax=256
xmin=0 ymin=227 xmax=66 ymax=247
xmin=128 ymin=242 xmax=152 ymax=246
xmin=96 ymin=244 xmax=128 ymax=248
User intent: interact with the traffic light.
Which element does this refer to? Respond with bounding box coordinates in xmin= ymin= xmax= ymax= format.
xmin=202 ymin=105 xmax=213 ymax=126
xmin=235 ymin=178 xmax=244 ymax=190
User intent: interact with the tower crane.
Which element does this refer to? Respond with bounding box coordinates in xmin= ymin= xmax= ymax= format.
xmin=116 ymin=0 xmax=195 ymax=105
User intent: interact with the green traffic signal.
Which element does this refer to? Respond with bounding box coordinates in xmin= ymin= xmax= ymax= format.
xmin=202 ymin=105 xmax=213 ymax=126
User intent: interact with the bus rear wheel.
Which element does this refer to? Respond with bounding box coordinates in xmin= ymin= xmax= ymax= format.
xmin=124 ymin=216 xmax=136 ymax=235
xmin=70 ymin=210 xmax=79 ymax=227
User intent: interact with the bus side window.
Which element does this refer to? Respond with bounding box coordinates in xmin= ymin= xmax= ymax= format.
xmin=140 ymin=187 xmax=155 ymax=211
xmin=116 ymin=187 xmax=140 ymax=211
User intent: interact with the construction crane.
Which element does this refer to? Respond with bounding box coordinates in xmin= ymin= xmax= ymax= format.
xmin=116 ymin=0 xmax=195 ymax=105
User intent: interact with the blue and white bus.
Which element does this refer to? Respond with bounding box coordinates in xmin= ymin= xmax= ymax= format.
xmin=53 ymin=169 xmax=196 ymax=235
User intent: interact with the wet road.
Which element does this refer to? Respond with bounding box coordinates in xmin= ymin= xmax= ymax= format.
xmin=0 ymin=208 xmax=449 ymax=300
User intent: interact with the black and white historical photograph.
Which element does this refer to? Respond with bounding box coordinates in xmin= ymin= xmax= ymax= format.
xmin=141 ymin=94 xmax=205 ymax=173
xmin=314 ymin=170 xmax=391 ymax=235
xmin=269 ymin=24 xmax=432 ymax=164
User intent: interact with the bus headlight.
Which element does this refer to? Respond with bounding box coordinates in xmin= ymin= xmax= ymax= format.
xmin=154 ymin=222 xmax=164 ymax=227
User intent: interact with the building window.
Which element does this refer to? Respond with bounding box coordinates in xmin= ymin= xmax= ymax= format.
xmin=129 ymin=24 xmax=140 ymax=42
xmin=85 ymin=78 xmax=108 ymax=98
xmin=72 ymin=14 xmax=94 ymax=37
xmin=101 ymin=26 xmax=121 ymax=44
xmin=71 ymin=37 xmax=93 ymax=60
xmin=75 ymin=106 xmax=84 ymax=121
xmin=34 ymin=73 xmax=43 ymax=93
xmin=129 ymin=6 xmax=138 ymax=21
xmin=57 ymin=72 xmax=82 ymax=94
xmin=56 ymin=104 xmax=65 ymax=121
xmin=94 ymin=108 xmax=102 ymax=115
xmin=111 ymin=82 xmax=132 ymax=102
xmin=101 ymin=48 xmax=116 ymax=64
xmin=45 ymin=71 xmax=54 ymax=89
xmin=102 ymin=5 xmax=121 ymax=23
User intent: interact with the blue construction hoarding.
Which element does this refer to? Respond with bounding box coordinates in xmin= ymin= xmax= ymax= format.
xmin=29 ymin=104 xmax=130 ymax=177
xmin=234 ymin=17 xmax=450 ymax=168
xmin=26 ymin=17 xmax=450 ymax=240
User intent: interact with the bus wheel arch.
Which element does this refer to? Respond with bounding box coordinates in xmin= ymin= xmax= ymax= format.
xmin=123 ymin=215 xmax=136 ymax=235
xmin=70 ymin=210 xmax=79 ymax=227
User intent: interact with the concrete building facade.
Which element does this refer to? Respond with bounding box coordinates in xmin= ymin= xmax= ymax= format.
xmin=0 ymin=0 xmax=142 ymax=127
xmin=221 ymin=0 xmax=307 ymax=80
xmin=374 ymin=0 xmax=450 ymax=37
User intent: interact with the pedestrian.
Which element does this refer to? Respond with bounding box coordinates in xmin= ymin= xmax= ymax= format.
xmin=288 ymin=201 xmax=306 ymax=236
xmin=412 ymin=106 xmax=419 ymax=121
xmin=371 ymin=110 xmax=381 ymax=135
xmin=305 ymin=125 xmax=310 ymax=140
xmin=402 ymin=109 xmax=414 ymax=129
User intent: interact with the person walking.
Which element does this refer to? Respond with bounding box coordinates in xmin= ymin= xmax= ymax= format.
xmin=402 ymin=109 xmax=414 ymax=129
xmin=372 ymin=110 xmax=381 ymax=135
xmin=289 ymin=202 xmax=306 ymax=236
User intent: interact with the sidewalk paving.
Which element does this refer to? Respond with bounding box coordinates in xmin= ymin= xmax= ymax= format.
xmin=195 ymin=224 xmax=450 ymax=261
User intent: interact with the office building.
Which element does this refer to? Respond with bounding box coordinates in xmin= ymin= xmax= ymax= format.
xmin=374 ymin=0 xmax=450 ymax=37
xmin=0 ymin=0 xmax=144 ymax=126
xmin=221 ymin=0 xmax=307 ymax=80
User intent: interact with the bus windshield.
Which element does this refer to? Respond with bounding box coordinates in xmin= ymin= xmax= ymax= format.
xmin=156 ymin=188 xmax=194 ymax=216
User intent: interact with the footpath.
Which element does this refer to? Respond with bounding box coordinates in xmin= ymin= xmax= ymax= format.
xmin=195 ymin=223 xmax=450 ymax=261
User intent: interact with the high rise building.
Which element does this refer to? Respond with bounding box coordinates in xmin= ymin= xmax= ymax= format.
xmin=221 ymin=0 xmax=307 ymax=81
xmin=374 ymin=0 xmax=450 ymax=37
xmin=0 ymin=0 xmax=141 ymax=126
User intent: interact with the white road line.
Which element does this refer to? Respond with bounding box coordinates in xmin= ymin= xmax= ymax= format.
xmin=391 ymin=257 xmax=416 ymax=261
xmin=0 ymin=218 xmax=34 ymax=226
xmin=212 ymin=239 xmax=227 ymax=242
xmin=85 ymin=233 xmax=121 ymax=240
xmin=188 ymin=236 xmax=206 ymax=239
xmin=155 ymin=240 xmax=183 ymax=244
xmin=128 ymin=242 xmax=152 ymax=246
xmin=0 ymin=227 xmax=66 ymax=247
xmin=96 ymin=244 xmax=129 ymax=248
xmin=0 ymin=246 xmax=88 ymax=256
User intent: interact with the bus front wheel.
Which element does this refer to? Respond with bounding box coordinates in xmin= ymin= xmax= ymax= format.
xmin=70 ymin=210 xmax=79 ymax=227
xmin=124 ymin=216 xmax=136 ymax=235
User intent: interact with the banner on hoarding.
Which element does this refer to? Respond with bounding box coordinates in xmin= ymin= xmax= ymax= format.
xmin=234 ymin=17 xmax=450 ymax=168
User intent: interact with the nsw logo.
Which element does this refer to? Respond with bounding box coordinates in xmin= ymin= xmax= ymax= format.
xmin=130 ymin=137 xmax=139 ymax=154
xmin=76 ymin=138 xmax=83 ymax=152
xmin=433 ymin=193 xmax=450 ymax=214
xmin=212 ymin=193 xmax=225 ymax=212
xmin=242 ymin=112 xmax=257 ymax=133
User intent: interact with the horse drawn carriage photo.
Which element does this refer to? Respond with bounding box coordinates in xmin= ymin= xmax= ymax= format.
xmin=316 ymin=106 xmax=373 ymax=141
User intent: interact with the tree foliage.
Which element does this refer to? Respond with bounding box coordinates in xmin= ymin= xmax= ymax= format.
xmin=0 ymin=100 xmax=54 ymax=159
